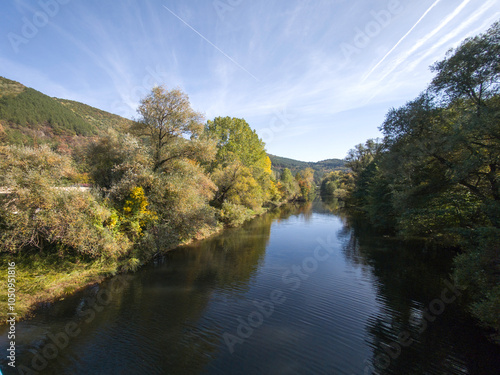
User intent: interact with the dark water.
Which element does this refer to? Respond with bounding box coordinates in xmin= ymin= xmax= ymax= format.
xmin=1 ymin=202 xmax=499 ymax=375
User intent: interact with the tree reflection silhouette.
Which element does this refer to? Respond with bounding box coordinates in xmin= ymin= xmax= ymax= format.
xmin=338 ymin=211 xmax=500 ymax=375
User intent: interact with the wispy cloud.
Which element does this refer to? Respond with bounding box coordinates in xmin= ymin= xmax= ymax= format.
xmin=362 ymin=0 xmax=443 ymax=82
xmin=2 ymin=0 xmax=498 ymax=160
xmin=405 ymin=0 xmax=499 ymax=72
xmin=373 ymin=0 xmax=473 ymax=81
xmin=163 ymin=5 xmax=260 ymax=82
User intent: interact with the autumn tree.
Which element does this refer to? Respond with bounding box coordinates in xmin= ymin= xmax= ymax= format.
xmin=135 ymin=86 xmax=215 ymax=172
xmin=0 ymin=145 xmax=130 ymax=258
xmin=295 ymin=167 xmax=315 ymax=201
xmin=320 ymin=170 xmax=354 ymax=200
xmin=205 ymin=117 xmax=277 ymax=211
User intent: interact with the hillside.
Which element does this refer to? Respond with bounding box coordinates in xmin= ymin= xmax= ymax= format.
xmin=0 ymin=77 xmax=345 ymax=181
xmin=268 ymin=154 xmax=347 ymax=182
xmin=0 ymin=76 xmax=133 ymax=149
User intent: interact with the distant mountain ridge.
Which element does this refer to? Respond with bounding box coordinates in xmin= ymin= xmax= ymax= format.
xmin=268 ymin=154 xmax=347 ymax=181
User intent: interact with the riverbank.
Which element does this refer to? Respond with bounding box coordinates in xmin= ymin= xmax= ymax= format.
xmin=0 ymin=225 xmax=227 ymax=324
xmin=0 ymin=205 xmax=279 ymax=324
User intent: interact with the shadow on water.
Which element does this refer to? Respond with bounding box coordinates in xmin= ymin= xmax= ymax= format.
xmin=337 ymin=205 xmax=500 ymax=375
xmin=0 ymin=205 xmax=301 ymax=375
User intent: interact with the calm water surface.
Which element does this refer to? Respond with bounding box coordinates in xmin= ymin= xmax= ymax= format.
xmin=1 ymin=202 xmax=499 ymax=374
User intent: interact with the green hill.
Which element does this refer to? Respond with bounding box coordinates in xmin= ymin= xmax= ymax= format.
xmin=0 ymin=76 xmax=133 ymax=148
xmin=0 ymin=77 xmax=344 ymax=181
xmin=268 ymin=154 xmax=347 ymax=182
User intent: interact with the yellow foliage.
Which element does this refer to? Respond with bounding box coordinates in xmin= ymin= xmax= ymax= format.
xmin=264 ymin=156 xmax=273 ymax=175
xmin=120 ymin=186 xmax=157 ymax=238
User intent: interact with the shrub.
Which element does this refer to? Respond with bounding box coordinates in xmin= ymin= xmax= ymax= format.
xmin=219 ymin=202 xmax=254 ymax=227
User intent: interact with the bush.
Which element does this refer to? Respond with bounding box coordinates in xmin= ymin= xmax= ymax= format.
xmin=0 ymin=145 xmax=130 ymax=258
xmin=219 ymin=202 xmax=255 ymax=227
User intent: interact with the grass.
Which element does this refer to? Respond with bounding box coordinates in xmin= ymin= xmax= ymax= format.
xmin=0 ymin=222 xmax=226 ymax=323
xmin=0 ymin=253 xmax=119 ymax=322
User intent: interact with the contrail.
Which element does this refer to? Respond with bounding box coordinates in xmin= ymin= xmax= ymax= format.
xmin=362 ymin=0 xmax=442 ymax=82
xmin=163 ymin=5 xmax=260 ymax=82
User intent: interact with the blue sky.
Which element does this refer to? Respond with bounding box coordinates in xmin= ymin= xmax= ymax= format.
xmin=1 ymin=0 xmax=499 ymax=161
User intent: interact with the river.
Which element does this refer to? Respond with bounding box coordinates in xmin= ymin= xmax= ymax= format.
xmin=1 ymin=201 xmax=499 ymax=374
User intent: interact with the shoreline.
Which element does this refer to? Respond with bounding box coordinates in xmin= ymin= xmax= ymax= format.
xmin=0 ymin=205 xmax=277 ymax=325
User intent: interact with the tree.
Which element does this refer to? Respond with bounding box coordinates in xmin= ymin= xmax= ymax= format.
xmin=295 ymin=167 xmax=315 ymax=200
xmin=320 ymin=170 xmax=354 ymax=200
xmin=205 ymin=116 xmax=275 ymax=209
xmin=279 ymin=168 xmax=300 ymax=201
xmin=349 ymin=22 xmax=500 ymax=338
xmin=205 ymin=116 xmax=267 ymax=169
xmin=135 ymin=86 xmax=214 ymax=171
xmin=210 ymin=161 xmax=263 ymax=209
xmin=380 ymin=23 xmax=500 ymax=228
xmin=86 ymin=130 xmax=151 ymax=189
xmin=430 ymin=22 xmax=500 ymax=113
xmin=345 ymin=139 xmax=384 ymax=175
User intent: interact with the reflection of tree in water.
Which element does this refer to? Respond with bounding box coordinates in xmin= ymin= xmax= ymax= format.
xmin=338 ymin=211 xmax=500 ymax=375
xmin=112 ymin=205 xmax=306 ymax=374
xmin=121 ymin=210 xmax=281 ymax=374
xmin=13 ymin=207 xmax=299 ymax=375
xmin=320 ymin=196 xmax=343 ymax=213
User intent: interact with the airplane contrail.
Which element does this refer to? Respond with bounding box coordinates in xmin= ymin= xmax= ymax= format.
xmin=362 ymin=0 xmax=442 ymax=82
xmin=163 ymin=5 xmax=260 ymax=82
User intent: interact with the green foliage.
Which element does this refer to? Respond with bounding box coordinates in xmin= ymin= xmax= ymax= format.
xmin=278 ymin=168 xmax=300 ymax=201
xmin=295 ymin=167 xmax=316 ymax=201
xmin=211 ymin=161 xmax=264 ymax=209
xmin=219 ymin=201 xmax=255 ymax=227
xmin=345 ymin=139 xmax=383 ymax=175
xmin=135 ymin=85 xmax=214 ymax=172
xmin=453 ymin=227 xmax=500 ymax=343
xmin=320 ymin=170 xmax=354 ymax=200
xmin=0 ymin=145 xmax=130 ymax=258
xmin=0 ymin=77 xmax=134 ymax=154
xmin=86 ymin=130 xmax=151 ymax=189
xmin=0 ymin=87 xmax=96 ymax=136
xmin=206 ymin=116 xmax=267 ymax=168
xmin=206 ymin=116 xmax=276 ymax=209
xmin=345 ymin=23 xmax=500 ymax=338
xmin=268 ymin=153 xmax=347 ymax=182
xmin=56 ymin=98 xmax=133 ymax=133
xmin=156 ymin=164 xmax=217 ymax=246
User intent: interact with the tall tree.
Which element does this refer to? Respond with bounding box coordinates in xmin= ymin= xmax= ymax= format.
xmin=205 ymin=116 xmax=267 ymax=169
xmin=135 ymin=86 xmax=214 ymax=171
xmin=205 ymin=116 xmax=275 ymax=208
xmin=345 ymin=139 xmax=384 ymax=175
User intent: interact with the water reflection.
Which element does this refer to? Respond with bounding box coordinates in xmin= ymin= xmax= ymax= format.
xmin=339 ymin=211 xmax=500 ymax=375
xmin=0 ymin=206 xmax=300 ymax=375
xmin=1 ymin=202 xmax=498 ymax=375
